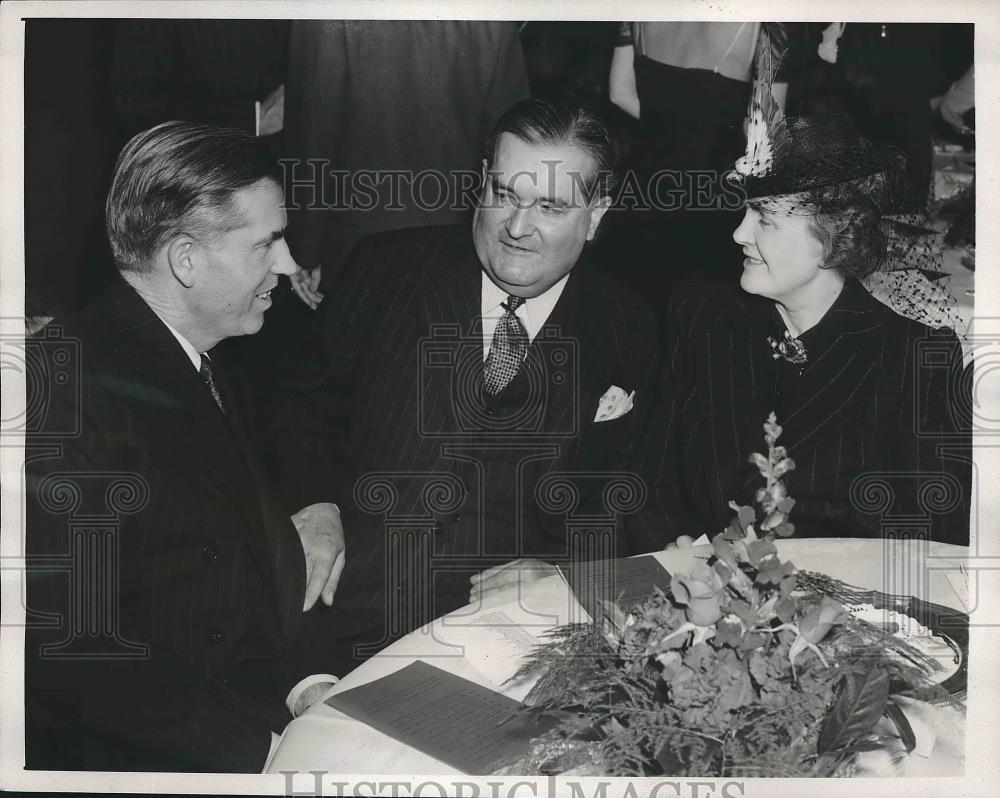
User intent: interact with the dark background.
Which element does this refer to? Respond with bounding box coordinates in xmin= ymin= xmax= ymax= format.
xmin=23 ymin=19 xmax=974 ymax=315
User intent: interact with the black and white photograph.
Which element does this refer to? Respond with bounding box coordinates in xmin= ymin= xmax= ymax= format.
xmin=1 ymin=1 xmax=997 ymax=795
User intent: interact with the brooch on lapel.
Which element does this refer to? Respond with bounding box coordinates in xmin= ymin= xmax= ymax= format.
xmin=766 ymin=330 xmax=808 ymax=366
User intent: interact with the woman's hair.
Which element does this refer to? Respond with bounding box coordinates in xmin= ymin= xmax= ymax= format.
xmin=806 ymin=170 xmax=893 ymax=279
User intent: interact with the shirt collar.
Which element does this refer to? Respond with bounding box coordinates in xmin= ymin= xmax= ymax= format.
xmin=480 ymin=271 xmax=570 ymax=340
xmin=159 ymin=318 xmax=203 ymax=372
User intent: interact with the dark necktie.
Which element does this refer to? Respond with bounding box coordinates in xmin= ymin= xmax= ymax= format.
xmin=199 ymin=354 xmax=226 ymax=414
xmin=483 ymin=295 xmax=528 ymax=397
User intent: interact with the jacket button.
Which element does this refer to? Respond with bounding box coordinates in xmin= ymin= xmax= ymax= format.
xmin=201 ymin=544 xmax=219 ymax=562
xmin=432 ymin=521 xmax=443 ymax=534
xmin=205 ymin=628 xmax=223 ymax=645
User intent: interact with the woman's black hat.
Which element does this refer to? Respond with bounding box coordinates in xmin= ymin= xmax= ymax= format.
xmin=732 ymin=113 xmax=906 ymax=210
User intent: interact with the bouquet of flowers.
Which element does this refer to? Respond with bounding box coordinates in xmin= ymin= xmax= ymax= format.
xmin=506 ymin=414 xmax=958 ymax=777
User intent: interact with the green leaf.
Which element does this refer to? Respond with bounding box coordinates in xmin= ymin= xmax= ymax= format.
xmin=775 ymin=596 xmax=797 ymax=623
xmin=669 ymin=574 xmax=691 ymax=605
xmin=713 ymin=559 xmax=733 ymax=586
xmin=654 ymin=738 xmax=685 ymax=773
xmin=817 ymin=662 xmax=890 ymax=755
xmin=749 ymin=452 xmax=770 ymax=476
xmin=723 ymin=519 xmax=744 ymax=541
xmin=884 ymin=701 xmax=917 ymax=753
xmin=747 ymin=539 xmax=777 ymax=567
xmin=761 ymin=509 xmax=787 ymax=531
xmin=774 ymin=522 xmax=795 ymax=538
xmin=740 ymin=630 xmax=767 ymax=651
xmin=811 ymin=752 xmax=844 ymax=777
xmin=777 ymin=497 xmax=796 ymax=513
xmin=779 ymin=573 xmax=797 ymax=598
xmin=712 ymin=535 xmax=741 ymax=573
xmin=772 ymin=459 xmax=792 ymax=478
xmin=728 ymin=599 xmax=756 ymax=626
xmin=763 ymin=413 xmax=782 ymax=442
xmin=849 ymin=738 xmax=888 ymax=752
xmin=716 ymin=617 xmax=745 ymax=646
xmin=599 ymin=598 xmax=628 ymax=634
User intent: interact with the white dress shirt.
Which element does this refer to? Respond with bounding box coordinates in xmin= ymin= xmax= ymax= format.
xmin=480 ymin=272 xmax=569 ymax=360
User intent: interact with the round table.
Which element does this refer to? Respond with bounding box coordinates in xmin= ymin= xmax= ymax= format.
xmin=265 ymin=538 xmax=968 ymax=775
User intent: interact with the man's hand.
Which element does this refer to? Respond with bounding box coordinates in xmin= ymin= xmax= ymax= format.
xmin=289 ymin=266 xmax=324 ymax=310
xmin=469 ymin=558 xmax=558 ymax=604
xmin=291 ymin=502 xmax=345 ymax=610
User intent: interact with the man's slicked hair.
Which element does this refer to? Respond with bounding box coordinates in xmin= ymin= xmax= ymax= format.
xmin=484 ymin=99 xmax=619 ymax=200
xmin=106 ymin=121 xmax=280 ymax=273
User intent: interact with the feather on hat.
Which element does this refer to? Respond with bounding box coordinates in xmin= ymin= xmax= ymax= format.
xmin=728 ymin=29 xmax=904 ymax=211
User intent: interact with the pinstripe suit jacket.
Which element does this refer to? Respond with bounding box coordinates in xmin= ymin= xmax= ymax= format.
xmin=25 ymin=277 xmax=307 ymax=772
xmin=631 ymin=278 xmax=970 ymax=551
xmin=269 ymin=224 xmax=658 ymax=642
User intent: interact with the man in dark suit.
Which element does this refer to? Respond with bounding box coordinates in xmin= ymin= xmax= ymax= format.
xmin=270 ymin=100 xmax=658 ymax=671
xmin=25 ymin=122 xmax=344 ymax=772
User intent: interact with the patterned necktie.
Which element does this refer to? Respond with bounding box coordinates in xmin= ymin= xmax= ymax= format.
xmin=483 ymin=295 xmax=528 ymax=397
xmin=198 ymin=354 xmax=226 ymax=414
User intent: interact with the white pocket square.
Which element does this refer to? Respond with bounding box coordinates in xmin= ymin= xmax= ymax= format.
xmin=594 ymin=385 xmax=635 ymax=422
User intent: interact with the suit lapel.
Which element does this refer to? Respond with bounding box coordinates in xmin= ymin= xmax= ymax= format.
xmin=533 ymin=266 xmax=613 ymax=447
xmin=212 ymin=350 xmax=305 ymax=640
xmin=421 ymin=227 xmax=486 ymax=432
xmin=778 ymin=279 xmax=884 ymax=457
xmin=696 ymin=281 xmax=885 ymax=507
xmin=698 ymin=293 xmax=769 ymax=508
xmin=416 ymin=236 xmax=626 ymax=463
xmin=104 ymin=279 xmax=275 ymax=577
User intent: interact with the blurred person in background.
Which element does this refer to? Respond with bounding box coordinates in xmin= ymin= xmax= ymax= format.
xmin=818 ymin=22 xmax=951 ymax=211
xmin=112 ymin=19 xmax=289 ymax=143
xmin=608 ymin=22 xmax=789 ymax=300
xmin=281 ymin=20 xmax=530 ymax=303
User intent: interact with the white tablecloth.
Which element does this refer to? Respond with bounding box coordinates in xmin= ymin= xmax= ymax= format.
xmin=266 ymin=538 xmax=968 ymax=775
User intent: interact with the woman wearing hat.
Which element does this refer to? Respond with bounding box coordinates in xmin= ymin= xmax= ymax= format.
xmin=631 ymin=69 xmax=971 ymax=549
xmin=471 ymin=59 xmax=971 ymax=604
